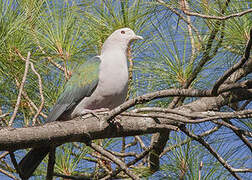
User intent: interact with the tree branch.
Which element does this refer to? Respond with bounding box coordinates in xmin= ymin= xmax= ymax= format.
xmin=180 ymin=2 xmax=252 ymax=20
xmin=214 ymin=120 xmax=252 ymax=152
xmin=0 ymin=167 xmax=20 ymax=180
xmin=179 ymin=125 xmax=242 ymax=179
xmin=46 ymin=147 xmax=56 ymax=180
xmin=160 ymin=124 xmax=221 ymax=157
xmin=0 ymin=114 xmax=177 ymax=151
xmin=106 ymin=88 xmax=213 ymax=122
xmin=169 ymin=0 xmax=230 ymax=108
xmin=212 ymin=27 xmax=252 ymax=94
xmin=89 ymin=142 xmax=140 ymax=180
xmin=100 ymin=144 xmax=154 ymax=179
xmin=29 ymin=62 xmax=44 ymax=126
xmin=156 ymin=0 xmax=203 ymax=46
xmin=9 ymin=52 xmax=31 ymax=126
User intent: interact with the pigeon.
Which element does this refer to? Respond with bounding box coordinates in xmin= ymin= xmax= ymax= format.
xmin=18 ymin=27 xmax=143 ymax=179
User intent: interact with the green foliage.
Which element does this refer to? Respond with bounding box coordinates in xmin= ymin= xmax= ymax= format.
xmin=159 ymin=132 xmax=228 ymax=180
xmin=0 ymin=0 xmax=251 ymax=179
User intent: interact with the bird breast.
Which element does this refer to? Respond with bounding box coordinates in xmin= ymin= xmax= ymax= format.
xmin=97 ymin=52 xmax=129 ymax=104
xmin=73 ymin=51 xmax=129 ymax=112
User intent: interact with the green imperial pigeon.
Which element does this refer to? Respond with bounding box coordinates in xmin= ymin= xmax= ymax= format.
xmin=18 ymin=28 xmax=143 ymax=179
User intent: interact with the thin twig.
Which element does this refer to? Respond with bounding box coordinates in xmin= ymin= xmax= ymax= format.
xmin=232 ymin=168 xmax=252 ymax=173
xmin=168 ymin=0 xmax=231 ymax=108
xmin=9 ymin=52 xmax=31 ymax=126
xmin=125 ymin=139 xmax=138 ymax=149
xmin=135 ymin=136 xmax=147 ymax=150
xmin=0 ymin=151 xmax=9 ymax=159
xmin=0 ymin=167 xmax=20 ymax=180
xmin=156 ymin=0 xmax=203 ymax=46
xmin=108 ymin=151 xmax=136 ymax=158
xmin=180 ymin=2 xmax=252 ymax=20
xmin=214 ymin=120 xmax=252 ymax=152
xmin=198 ymin=161 xmax=203 ymax=180
xmin=89 ymin=142 xmax=140 ymax=180
xmin=132 ymin=107 xmax=207 ymax=118
xmin=160 ymin=125 xmax=221 ymax=157
xmin=121 ymin=137 xmax=126 ymax=161
xmin=213 ymin=120 xmax=252 ymax=138
xmin=124 ymin=109 xmax=252 ymax=124
xmin=212 ymin=27 xmax=252 ymax=95
xmin=182 ymin=0 xmax=196 ymax=63
xmin=15 ymin=78 xmax=35 ymax=116
xmin=15 ymin=50 xmax=47 ymax=124
xmin=96 ymin=157 xmax=112 ymax=176
xmin=29 ymin=62 xmax=44 ymax=125
xmin=0 ymin=113 xmax=9 ymax=119
xmin=106 ymin=88 xmax=213 ymax=122
xmin=179 ymin=125 xmax=242 ymax=179
xmin=239 ymin=100 xmax=251 ymax=110
xmin=91 ymin=152 xmax=111 ymax=164
xmin=101 ymin=144 xmax=154 ymax=180
xmin=54 ymin=172 xmax=91 ymax=180
xmin=63 ymin=60 xmax=70 ymax=80
xmin=126 ymin=46 xmax=133 ymax=100
xmin=15 ymin=79 xmax=47 ymax=119
xmin=217 ymin=79 xmax=252 ymax=94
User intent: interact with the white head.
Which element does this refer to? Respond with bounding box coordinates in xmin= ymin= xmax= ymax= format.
xmin=101 ymin=27 xmax=143 ymax=54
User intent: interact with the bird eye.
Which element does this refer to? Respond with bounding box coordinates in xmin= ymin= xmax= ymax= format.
xmin=121 ymin=30 xmax=125 ymax=34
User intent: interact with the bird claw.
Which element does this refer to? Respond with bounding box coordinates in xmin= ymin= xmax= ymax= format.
xmin=78 ymin=108 xmax=110 ymax=121
xmin=89 ymin=111 xmax=100 ymax=120
xmin=90 ymin=108 xmax=110 ymax=121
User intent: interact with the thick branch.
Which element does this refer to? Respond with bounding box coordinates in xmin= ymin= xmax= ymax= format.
xmin=169 ymin=0 xmax=230 ymax=108
xmin=46 ymin=147 xmax=56 ymax=180
xmin=0 ymin=115 xmax=177 ymax=151
xmin=106 ymin=88 xmax=213 ymax=121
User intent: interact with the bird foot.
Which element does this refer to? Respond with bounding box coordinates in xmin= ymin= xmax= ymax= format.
xmin=75 ymin=108 xmax=109 ymax=121
xmin=83 ymin=108 xmax=110 ymax=121
xmin=92 ymin=108 xmax=110 ymax=113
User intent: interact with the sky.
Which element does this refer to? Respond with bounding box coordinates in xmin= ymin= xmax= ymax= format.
xmin=0 ymin=0 xmax=251 ymax=179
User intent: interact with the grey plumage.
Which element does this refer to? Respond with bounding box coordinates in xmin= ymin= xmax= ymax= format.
xmin=18 ymin=27 xmax=143 ymax=179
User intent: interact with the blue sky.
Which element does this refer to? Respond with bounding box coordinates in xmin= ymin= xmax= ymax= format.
xmin=0 ymin=0 xmax=251 ymax=179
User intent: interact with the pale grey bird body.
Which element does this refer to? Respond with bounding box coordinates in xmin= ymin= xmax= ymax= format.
xmin=72 ymin=40 xmax=129 ymax=115
xmin=18 ymin=28 xmax=143 ymax=179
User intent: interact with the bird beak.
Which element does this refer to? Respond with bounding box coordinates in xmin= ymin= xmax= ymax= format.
xmin=135 ymin=35 xmax=143 ymax=40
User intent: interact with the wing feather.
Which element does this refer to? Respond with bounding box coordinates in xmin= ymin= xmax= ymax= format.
xmin=46 ymin=56 xmax=101 ymax=122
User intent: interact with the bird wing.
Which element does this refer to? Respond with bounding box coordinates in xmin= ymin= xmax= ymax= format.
xmin=46 ymin=56 xmax=101 ymax=122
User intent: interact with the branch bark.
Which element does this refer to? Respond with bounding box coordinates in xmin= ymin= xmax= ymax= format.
xmin=0 ymin=115 xmax=177 ymax=151
xmin=180 ymin=1 xmax=252 ymax=20
xmin=179 ymin=125 xmax=242 ymax=180
xmin=9 ymin=52 xmax=31 ymax=126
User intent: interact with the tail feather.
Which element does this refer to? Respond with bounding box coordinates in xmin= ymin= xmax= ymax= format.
xmin=19 ymin=147 xmax=49 ymax=180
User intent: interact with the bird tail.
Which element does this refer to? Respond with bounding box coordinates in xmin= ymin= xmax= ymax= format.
xmin=18 ymin=147 xmax=49 ymax=180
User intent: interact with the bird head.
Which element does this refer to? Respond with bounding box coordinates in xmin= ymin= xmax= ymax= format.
xmin=114 ymin=27 xmax=143 ymax=42
xmin=101 ymin=27 xmax=143 ymax=54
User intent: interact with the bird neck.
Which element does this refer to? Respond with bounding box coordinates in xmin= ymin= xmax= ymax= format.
xmin=101 ymin=38 xmax=129 ymax=55
xmin=100 ymin=47 xmax=128 ymax=72
xmin=101 ymin=45 xmax=128 ymax=61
